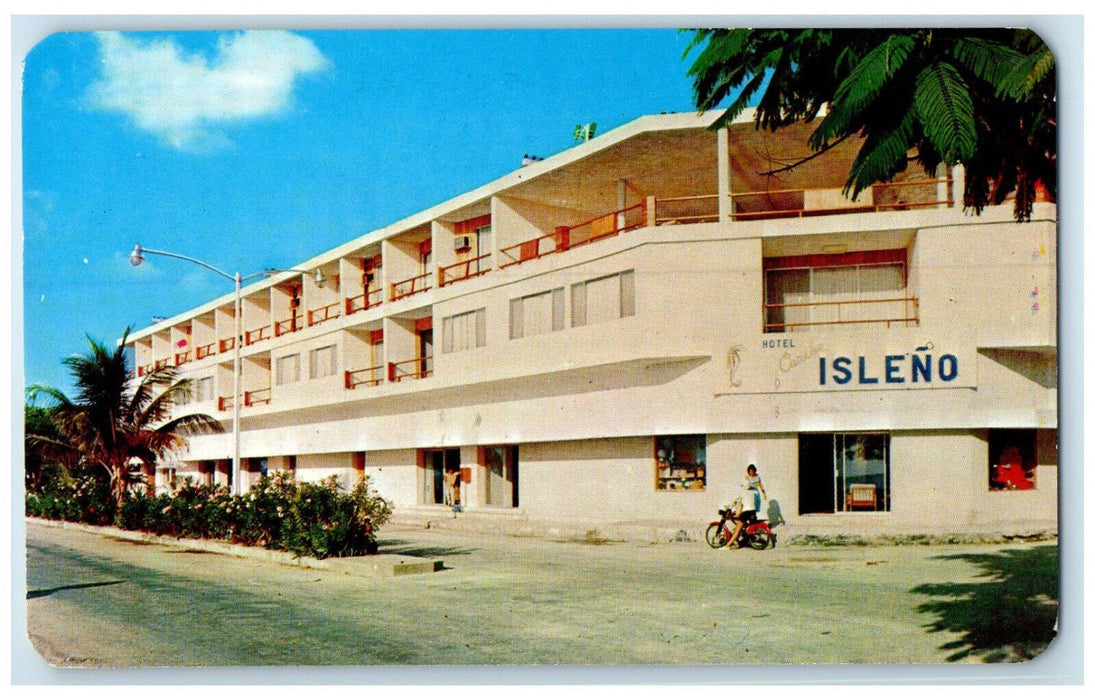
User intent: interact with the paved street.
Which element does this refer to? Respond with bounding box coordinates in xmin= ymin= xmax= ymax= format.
xmin=24 ymin=519 xmax=1058 ymax=668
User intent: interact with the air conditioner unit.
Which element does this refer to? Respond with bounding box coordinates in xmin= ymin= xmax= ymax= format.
xmin=454 ymin=235 xmax=472 ymax=251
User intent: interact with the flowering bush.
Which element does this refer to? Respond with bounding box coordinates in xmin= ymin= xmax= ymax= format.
xmin=27 ymin=471 xmax=392 ymax=559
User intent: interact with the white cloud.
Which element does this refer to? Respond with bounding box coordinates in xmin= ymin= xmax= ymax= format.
xmin=89 ymin=31 xmax=329 ymax=150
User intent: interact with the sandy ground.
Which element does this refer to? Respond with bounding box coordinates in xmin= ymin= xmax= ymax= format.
xmin=23 ymin=519 xmax=1058 ymax=670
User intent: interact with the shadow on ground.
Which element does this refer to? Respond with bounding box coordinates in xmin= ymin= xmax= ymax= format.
xmin=911 ymin=545 xmax=1058 ymax=662
xmin=377 ymin=539 xmax=477 ymax=558
xmin=28 ymin=579 xmax=126 ymax=600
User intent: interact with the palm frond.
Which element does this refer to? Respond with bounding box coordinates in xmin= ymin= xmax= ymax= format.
xmin=914 ymin=62 xmax=976 ymax=164
xmin=846 ymin=109 xmax=916 ymax=198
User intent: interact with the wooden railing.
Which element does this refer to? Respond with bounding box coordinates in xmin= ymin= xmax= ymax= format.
xmin=195 ymin=342 xmax=216 ymax=360
xmin=308 ymin=302 xmax=341 ymax=326
xmin=245 ymin=325 xmax=271 ymax=346
xmin=244 ymin=387 xmax=271 ymax=406
xmin=654 ymin=194 xmax=719 ymax=225
xmin=218 ymin=337 xmax=235 ymax=353
xmin=500 ymin=202 xmax=646 ymax=269
xmin=345 ymin=288 xmax=383 ymax=315
xmin=763 ymin=297 xmax=920 ymax=333
xmin=274 ymin=315 xmax=303 ymax=337
xmin=390 ymin=272 xmax=432 ymax=301
xmin=174 ymin=350 xmax=192 ymax=366
xmin=439 ymin=254 xmax=492 ymax=287
xmin=153 ymin=358 xmax=171 ymax=371
xmin=345 ymin=366 xmax=385 ymax=389
xmin=387 ymin=356 xmax=433 ymax=382
xmin=217 ymin=395 xmax=234 ymax=412
xmin=732 ymin=179 xmax=951 ymax=221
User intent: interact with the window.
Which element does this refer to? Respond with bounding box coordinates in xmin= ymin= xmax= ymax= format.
xmin=442 ymin=308 xmax=486 ymax=353
xmin=799 ymin=433 xmax=890 ymax=513
xmin=655 ymin=435 xmax=706 ymax=491
xmin=195 ymin=376 xmax=214 ymax=402
xmin=276 ymin=354 xmax=300 ymax=385
xmin=510 ymin=288 xmax=564 ymax=339
xmin=309 ymin=345 xmax=338 ymax=379
xmin=764 ymin=250 xmax=913 ymax=332
xmin=989 ymin=429 xmax=1037 ymax=490
xmin=572 ymin=270 xmax=635 ymax=327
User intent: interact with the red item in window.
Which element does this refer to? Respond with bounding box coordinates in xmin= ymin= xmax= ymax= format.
xmin=994 ymin=462 xmax=1033 ymax=490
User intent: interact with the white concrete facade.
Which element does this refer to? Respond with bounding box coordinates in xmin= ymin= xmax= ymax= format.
xmin=131 ymin=112 xmax=1058 ymax=535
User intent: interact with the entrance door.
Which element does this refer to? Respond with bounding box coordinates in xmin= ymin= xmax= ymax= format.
xmin=422 ymin=448 xmax=460 ymax=505
xmin=798 ymin=433 xmax=890 ymax=514
xmin=482 ymin=446 xmax=519 ymax=507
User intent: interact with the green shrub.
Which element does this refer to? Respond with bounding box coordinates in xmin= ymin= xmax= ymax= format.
xmin=26 ymin=471 xmax=392 ymax=559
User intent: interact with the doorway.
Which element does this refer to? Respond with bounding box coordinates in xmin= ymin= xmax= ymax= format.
xmin=798 ymin=433 xmax=891 ymax=514
xmin=422 ymin=448 xmax=460 ymax=505
xmin=480 ymin=445 xmax=519 ymax=508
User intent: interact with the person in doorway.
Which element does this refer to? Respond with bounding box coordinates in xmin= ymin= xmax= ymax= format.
xmin=443 ymin=467 xmax=458 ymax=506
xmin=452 ymin=469 xmax=462 ymax=507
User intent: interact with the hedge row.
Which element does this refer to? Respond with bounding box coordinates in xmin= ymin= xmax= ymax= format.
xmin=26 ymin=471 xmax=392 ymax=559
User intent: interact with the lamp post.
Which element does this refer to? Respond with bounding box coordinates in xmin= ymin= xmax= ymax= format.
xmin=128 ymin=244 xmax=325 ymax=495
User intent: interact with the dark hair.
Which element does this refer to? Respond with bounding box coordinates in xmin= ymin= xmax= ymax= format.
xmin=746 ymin=464 xmax=757 ymax=474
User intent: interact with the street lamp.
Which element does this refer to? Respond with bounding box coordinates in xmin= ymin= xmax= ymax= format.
xmin=128 ymin=243 xmax=325 ymax=495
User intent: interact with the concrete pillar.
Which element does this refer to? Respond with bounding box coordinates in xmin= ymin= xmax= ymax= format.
xmin=951 ymin=163 xmax=966 ymax=209
xmin=617 ymin=179 xmax=627 ymax=229
xmin=717 ymin=127 xmax=732 ymax=222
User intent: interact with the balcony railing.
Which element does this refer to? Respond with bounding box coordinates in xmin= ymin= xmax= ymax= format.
xmin=245 ymin=325 xmax=271 ymax=346
xmin=308 ymin=302 xmax=341 ymax=326
xmin=763 ymin=297 xmax=920 ymax=333
xmin=244 ymin=387 xmax=271 ymax=406
xmin=390 ymin=272 xmax=432 ymax=302
xmin=388 ymin=356 xmax=433 ymax=382
xmin=439 ymin=254 xmax=492 ymax=287
xmin=345 ymin=365 xmax=385 ymax=389
xmin=654 ymin=194 xmax=720 ymax=225
xmin=274 ymin=314 xmax=303 ymax=337
xmin=174 ymin=350 xmax=192 ymax=366
xmin=153 ymin=358 xmax=171 ymax=371
xmin=732 ymin=179 xmax=951 ymax=222
xmin=195 ymin=342 xmax=217 ymax=360
xmin=345 ymin=288 xmax=383 ymax=315
xmin=217 ymin=395 xmax=234 ymax=412
xmin=219 ymin=337 xmax=236 ymax=353
xmin=500 ymin=202 xmax=646 ymax=269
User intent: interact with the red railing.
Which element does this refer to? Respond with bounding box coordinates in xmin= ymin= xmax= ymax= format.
xmin=500 ymin=202 xmax=646 ymax=268
xmin=174 ymin=350 xmax=192 ymax=366
xmin=218 ymin=337 xmax=235 ymax=353
xmin=274 ymin=315 xmax=303 ymax=337
xmin=137 ymin=363 xmax=153 ymax=377
xmin=244 ymin=387 xmax=271 ymax=406
xmin=390 ymin=272 xmax=432 ymax=301
xmin=731 ymin=179 xmax=951 ymax=221
xmin=387 ymin=356 xmax=433 ymax=382
xmin=308 ymin=302 xmax=341 ymax=326
xmin=439 ymin=254 xmax=492 ymax=287
xmin=345 ymin=366 xmax=385 ymax=389
xmin=763 ymin=297 xmax=920 ymax=333
xmin=153 ymin=358 xmax=171 ymax=371
xmin=217 ymin=395 xmax=234 ymax=412
xmin=195 ymin=342 xmax=216 ymax=360
xmin=245 ymin=325 xmax=271 ymax=346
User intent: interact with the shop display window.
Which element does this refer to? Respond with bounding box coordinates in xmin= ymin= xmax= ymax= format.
xmin=989 ymin=429 xmax=1037 ymax=490
xmin=655 ymin=435 xmax=706 ymax=491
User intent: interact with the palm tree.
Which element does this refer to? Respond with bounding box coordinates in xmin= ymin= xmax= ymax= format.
xmin=685 ymin=28 xmax=1055 ymax=221
xmin=27 ymin=328 xmax=222 ymax=505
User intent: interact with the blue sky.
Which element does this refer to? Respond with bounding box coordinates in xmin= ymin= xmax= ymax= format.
xmin=21 ymin=29 xmax=700 ymax=396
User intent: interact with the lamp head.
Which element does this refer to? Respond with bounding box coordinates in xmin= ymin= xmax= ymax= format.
xmin=129 ymin=244 xmax=145 ymax=267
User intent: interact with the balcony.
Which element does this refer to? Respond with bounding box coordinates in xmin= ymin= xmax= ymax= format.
xmin=390 ymin=272 xmax=432 ymax=302
xmin=244 ymin=387 xmax=271 ymax=406
xmin=195 ymin=342 xmax=217 ymax=360
xmin=388 ymin=356 xmax=433 ymax=382
xmin=345 ymin=288 xmax=383 ymax=316
xmin=345 ymin=365 xmax=385 ymax=389
xmin=763 ymin=297 xmax=920 ymax=333
xmin=274 ymin=314 xmax=304 ymax=337
xmin=439 ymin=254 xmax=491 ymax=287
xmin=245 ymin=325 xmax=272 ymax=346
xmin=307 ymin=302 xmax=341 ymax=327
xmin=500 ymin=202 xmax=647 ymax=269
xmin=218 ymin=337 xmax=236 ymax=353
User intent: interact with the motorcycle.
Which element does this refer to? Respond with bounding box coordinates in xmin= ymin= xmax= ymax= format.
xmin=705 ymin=499 xmax=775 ymax=550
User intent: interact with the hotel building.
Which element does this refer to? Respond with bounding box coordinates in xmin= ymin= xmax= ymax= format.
xmin=128 ymin=111 xmax=1058 ymax=537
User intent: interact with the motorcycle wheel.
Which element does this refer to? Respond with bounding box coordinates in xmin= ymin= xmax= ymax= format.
xmin=705 ymin=523 xmax=728 ymax=548
xmin=748 ymin=529 xmax=771 ymax=550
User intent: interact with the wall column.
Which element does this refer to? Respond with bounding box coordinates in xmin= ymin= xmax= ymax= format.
xmin=717 ymin=127 xmax=732 ymax=222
